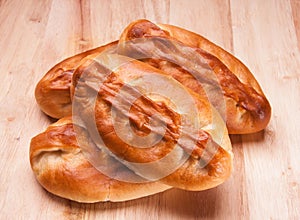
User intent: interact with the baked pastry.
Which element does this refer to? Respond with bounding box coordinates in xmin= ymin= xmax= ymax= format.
xmin=35 ymin=41 xmax=117 ymax=119
xmin=31 ymin=54 xmax=233 ymax=202
xmin=71 ymin=56 xmax=233 ymax=190
xmin=35 ymin=20 xmax=270 ymax=134
xmin=118 ymin=20 xmax=271 ymax=134
xmin=31 ymin=20 xmax=271 ymax=203
xmin=30 ymin=117 xmax=171 ymax=203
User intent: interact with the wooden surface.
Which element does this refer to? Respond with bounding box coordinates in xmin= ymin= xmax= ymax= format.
xmin=0 ymin=0 xmax=299 ymax=219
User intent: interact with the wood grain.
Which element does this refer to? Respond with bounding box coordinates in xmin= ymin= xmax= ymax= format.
xmin=0 ymin=0 xmax=299 ymax=219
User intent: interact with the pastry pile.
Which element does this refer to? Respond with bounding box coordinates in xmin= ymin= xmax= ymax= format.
xmin=30 ymin=20 xmax=271 ymax=203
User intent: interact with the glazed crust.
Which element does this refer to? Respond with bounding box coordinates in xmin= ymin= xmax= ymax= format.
xmin=118 ymin=20 xmax=271 ymax=134
xmin=159 ymin=23 xmax=272 ymax=134
xmin=71 ymin=57 xmax=233 ymax=191
xmin=30 ymin=117 xmax=171 ymax=203
xmin=31 ymin=19 xmax=272 ymax=202
xmin=35 ymin=41 xmax=117 ymax=119
xmin=35 ymin=21 xmax=271 ymax=134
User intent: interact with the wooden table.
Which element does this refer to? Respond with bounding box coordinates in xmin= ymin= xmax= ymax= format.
xmin=1 ymin=0 xmax=299 ymax=219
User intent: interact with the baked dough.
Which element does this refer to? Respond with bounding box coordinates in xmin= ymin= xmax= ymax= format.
xmin=31 ymin=19 xmax=272 ymax=203
xmin=30 ymin=117 xmax=171 ymax=203
xmin=35 ymin=41 xmax=117 ymax=118
xmin=71 ymin=56 xmax=233 ymax=190
xmin=35 ymin=20 xmax=271 ymax=134
xmin=118 ymin=20 xmax=271 ymax=134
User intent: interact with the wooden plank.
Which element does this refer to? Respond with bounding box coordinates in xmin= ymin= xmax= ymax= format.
xmin=291 ymin=0 xmax=300 ymax=51
xmin=230 ymin=0 xmax=300 ymax=219
xmin=0 ymin=0 xmax=299 ymax=219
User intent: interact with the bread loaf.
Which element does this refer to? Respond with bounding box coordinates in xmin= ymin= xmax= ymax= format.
xmin=30 ymin=117 xmax=171 ymax=203
xmin=31 ymin=20 xmax=272 ymax=203
xmin=118 ymin=20 xmax=271 ymax=134
xmin=35 ymin=41 xmax=117 ymax=118
xmin=71 ymin=56 xmax=233 ymax=190
xmin=35 ymin=21 xmax=270 ymax=134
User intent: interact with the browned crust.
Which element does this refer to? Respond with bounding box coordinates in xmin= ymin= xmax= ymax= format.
xmin=30 ymin=20 xmax=252 ymax=202
xmin=71 ymin=58 xmax=233 ymax=191
xmin=119 ymin=19 xmax=271 ymax=134
xmin=30 ymin=117 xmax=171 ymax=203
xmin=35 ymin=20 xmax=271 ymax=134
xmin=159 ymin=23 xmax=272 ymax=134
xmin=35 ymin=41 xmax=118 ymax=119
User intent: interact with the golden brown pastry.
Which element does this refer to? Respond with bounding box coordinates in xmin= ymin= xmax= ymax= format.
xmin=118 ymin=20 xmax=271 ymax=134
xmin=30 ymin=117 xmax=171 ymax=203
xmin=35 ymin=41 xmax=117 ymax=119
xmin=31 ymin=20 xmax=272 ymax=203
xmin=35 ymin=20 xmax=270 ymax=134
xmin=71 ymin=56 xmax=233 ymax=190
